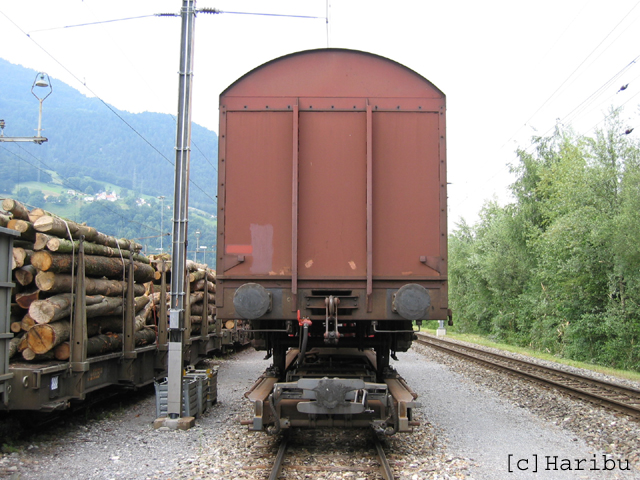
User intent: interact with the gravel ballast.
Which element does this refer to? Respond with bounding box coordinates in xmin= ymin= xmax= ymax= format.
xmin=409 ymin=341 xmax=640 ymax=479
xmin=1 ymin=341 xmax=639 ymax=479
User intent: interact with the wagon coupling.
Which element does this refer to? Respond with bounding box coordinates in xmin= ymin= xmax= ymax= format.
xmin=323 ymin=295 xmax=340 ymax=344
xmin=245 ymin=348 xmax=420 ymax=433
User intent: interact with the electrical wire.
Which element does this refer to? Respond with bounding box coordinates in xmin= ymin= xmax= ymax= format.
xmin=35 ymin=5 xmax=323 ymax=183
xmin=153 ymin=5 xmax=328 ymax=177
xmin=520 ymin=1 xmax=640 ymax=135
xmin=496 ymin=1 xmax=640 ymax=156
xmin=199 ymin=8 xmax=325 ymax=20
xmin=1 ymin=11 xmax=173 ymax=164
xmin=27 ymin=15 xmax=157 ymax=34
xmin=537 ymin=52 xmax=640 ymax=136
xmin=72 ymin=4 xmax=218 ymax=181
xmin=561 ymin=59 xmax=637 ymax=127
xmin=452 ymin=65 xmax=639 ymax=214
xmin=580 ymin=84 xmax=640 ymax=137
xmin=452 ymin=5 xmax=640 ymax=216
xmin=74 ymin=4 xmax=219 ymax=179
xmin=567 ymin=74 xmax=639 ymax=134
xmin=1 ymin=4 xmax=329 ymax=209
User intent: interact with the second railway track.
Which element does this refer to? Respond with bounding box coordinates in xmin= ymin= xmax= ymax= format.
xmin=416 ymin=333 xmax=640 ymax=420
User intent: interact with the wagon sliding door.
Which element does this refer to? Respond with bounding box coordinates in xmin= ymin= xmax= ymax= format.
xmin=372 ymin=111 xmax=443 ymax=278
xmin=297 ymin=112 xmax=367 ymax=279
xmin=223 ymin=111 xmax=293 ymax=276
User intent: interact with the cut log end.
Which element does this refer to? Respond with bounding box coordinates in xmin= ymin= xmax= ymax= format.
xmin=26 ymin=321 xmax=70 ymax=354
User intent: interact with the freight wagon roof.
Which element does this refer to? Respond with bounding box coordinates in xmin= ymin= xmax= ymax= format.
xmin=220 ymin=48 xmax=445 ymax=100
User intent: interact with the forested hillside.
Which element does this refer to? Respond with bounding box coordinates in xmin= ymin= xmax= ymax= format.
xmin=449 ymin=112 xmax=640 ymax=371
xmin=0 ymin=58 xmax=218 ymax=258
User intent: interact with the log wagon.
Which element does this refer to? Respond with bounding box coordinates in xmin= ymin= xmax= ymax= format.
xmin=0 ymin=214 xmax=220 ymax=412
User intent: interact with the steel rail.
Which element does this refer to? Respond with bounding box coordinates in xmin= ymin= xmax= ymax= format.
xmin=267 ymin=429 xmax=396 ymax=479
xmin=416 ymin=333 xmax=640 ymax=420
xmin=268 ymin=432 xmax=289 ymax=480
xmin=373 ymin=432 xmax=394 ymax=480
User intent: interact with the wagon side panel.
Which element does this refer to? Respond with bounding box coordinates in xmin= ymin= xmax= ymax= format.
xmin=371 ymin=110 xmax=442 ymax=278
xmin=222 ymin=111 xmax=293 ymax=277
xmin=298 ymin=111 xmax=367 ymax=279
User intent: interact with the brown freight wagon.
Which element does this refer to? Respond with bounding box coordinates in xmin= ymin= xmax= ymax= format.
xmin=217 ymin=48 xmax=447 ymax=432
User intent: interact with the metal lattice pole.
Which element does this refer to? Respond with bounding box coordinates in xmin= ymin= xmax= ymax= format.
xmin=166 ymin=0 xmax=196 ymax=421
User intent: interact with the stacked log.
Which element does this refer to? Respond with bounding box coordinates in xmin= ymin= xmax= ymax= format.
xmin=189 ymin=262 xmax=216 ymax=336
xmin=147 ymin=255 xmax=216 ymax=336
xmin=2 ymin=198 xmax=156 ymax=362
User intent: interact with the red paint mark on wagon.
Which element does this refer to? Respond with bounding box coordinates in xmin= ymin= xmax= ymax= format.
xmin=226 ymin=245 xmax=253 ymax=255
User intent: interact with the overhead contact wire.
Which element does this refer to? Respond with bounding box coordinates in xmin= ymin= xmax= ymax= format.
xmin=521 ymin=1 xmax=640 ymax=131
xmin=453 ymin=5 xmax=640 ymax=214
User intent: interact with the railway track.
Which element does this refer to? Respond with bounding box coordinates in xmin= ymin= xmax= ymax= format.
xmin=268 ymin=429 xmax=395 ymax=480
xmin=416 ymin=333 xmax=640 ymax=420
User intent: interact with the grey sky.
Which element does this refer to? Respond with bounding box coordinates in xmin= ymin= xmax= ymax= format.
xmin=1 ymin=0 xmax=639 ymax=228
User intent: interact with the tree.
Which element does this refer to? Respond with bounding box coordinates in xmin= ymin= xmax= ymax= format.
xmin=27 ymin=189 xmax=46 ymax=208
xmin=16 ymin=187 xmax=30 ymax=203
xmin=449 ymin=112 xmax=640 ymax=370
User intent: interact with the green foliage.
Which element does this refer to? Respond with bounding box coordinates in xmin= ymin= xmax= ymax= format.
xmin=1 ymin=441 xmax=21 ymax=454
xmin=450 ymin=112 xmax=640 ymax=371
xmin=65 ymin=177 xmax=104 ymax=195
xmin=449 ymin=201 xmax=534 ymax=344
xmin=15 ymin=187 xmax=30 ymax=203
xmin=26 ymin=189 xmax=46 ymax=208
xmin=0 ymin=158 xmax=52 ymax=195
